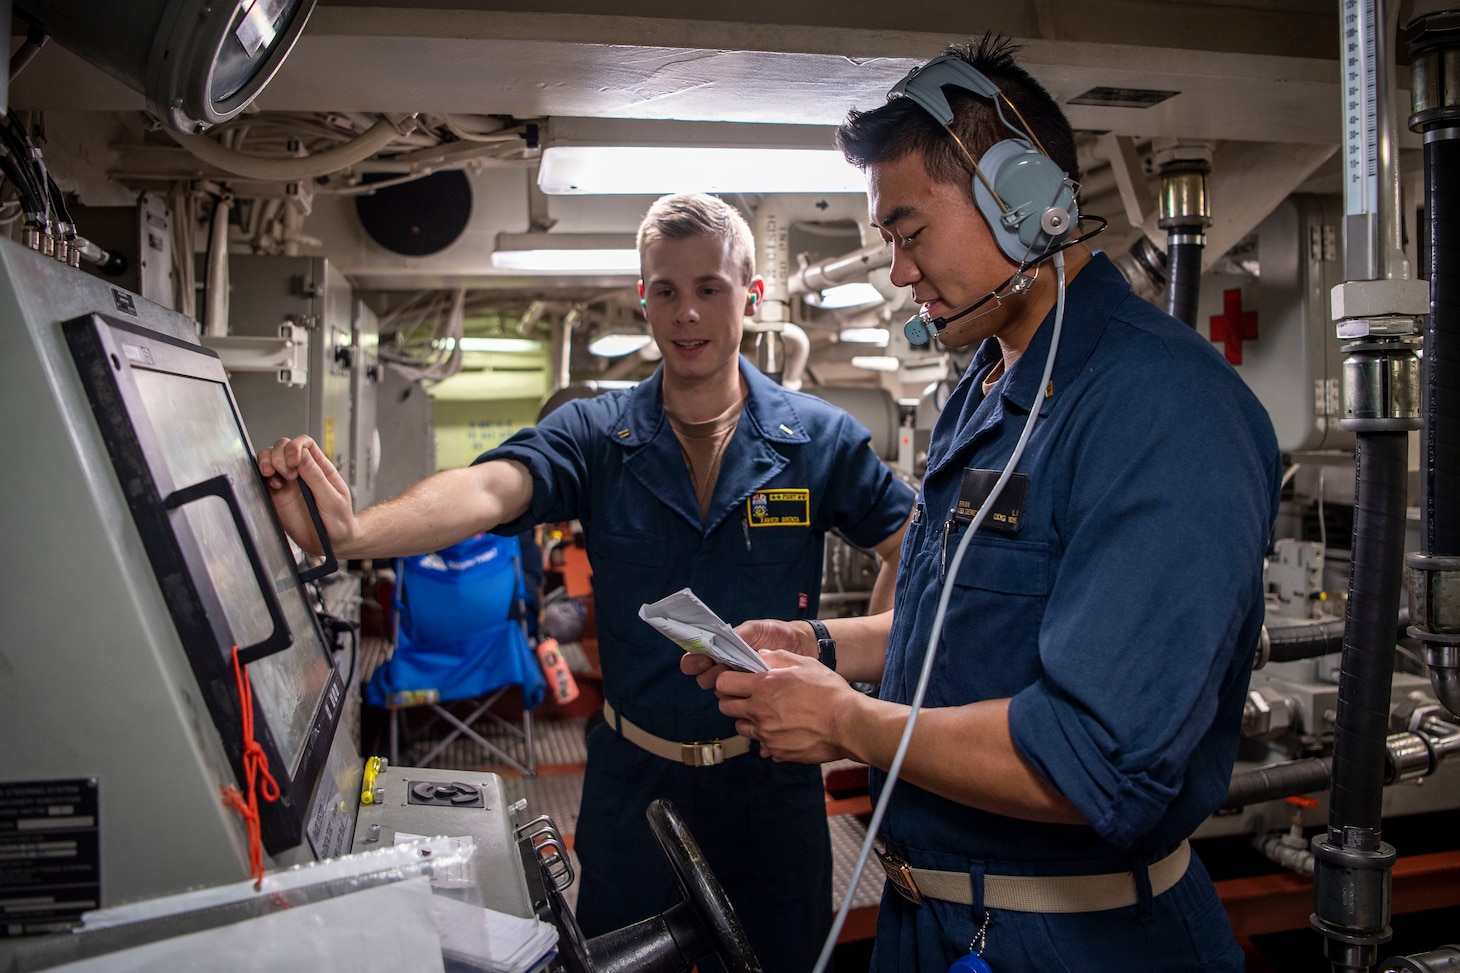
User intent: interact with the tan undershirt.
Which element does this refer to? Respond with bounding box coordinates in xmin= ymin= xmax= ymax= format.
xmin=981 ymin=359 xmax=1006 ymax=397
xmin=666 ymin=390 xmax=746 ymax=520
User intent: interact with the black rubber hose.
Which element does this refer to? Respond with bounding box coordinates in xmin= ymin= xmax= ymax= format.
xmin=1423 ymin=134 xmax=1460 ymax=557
xmin=1224 ymin=756 xmax=1333 ymax=809
xmin=0 ymin=118 xmax=47 ymax=218
xmin=1328 ymin=432 xmax=1410 ymax=833
xmin=1268 ymin=618 xmax=1345 ymax=662
xmin=1164 ymin=234 xmax=1204 ymax=327
xmin=1265 ymin=613 xmax=1413 ymax=664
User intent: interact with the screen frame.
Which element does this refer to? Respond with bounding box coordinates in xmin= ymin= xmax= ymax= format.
xmin=64 ymin=312 xmax=344 ymax=856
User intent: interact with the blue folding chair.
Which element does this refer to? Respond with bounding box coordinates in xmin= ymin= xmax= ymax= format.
xmin=367 ymin=533 xmax=545 ymax=775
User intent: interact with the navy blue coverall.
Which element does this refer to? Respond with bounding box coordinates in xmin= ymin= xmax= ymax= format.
xmin=483 ymin=358 xmax=915 ymax=972
xmin=872 ymin=254 xmax=1282 ymax=972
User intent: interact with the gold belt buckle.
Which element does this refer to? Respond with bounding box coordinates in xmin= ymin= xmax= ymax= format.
xmin=877 ymin=850 xmax=923 ymax=905
xmin=681 ymin=740 xmax=725 ymax=767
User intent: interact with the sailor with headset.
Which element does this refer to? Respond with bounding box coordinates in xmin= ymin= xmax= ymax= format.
xmin=684 ymin=36 xmax=1282 ymax=973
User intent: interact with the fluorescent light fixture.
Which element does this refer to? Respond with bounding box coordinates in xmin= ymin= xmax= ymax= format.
xmin=838 ymin=327 xmax=890 ymax=345
xmin=851 ymin=355 xmax=902 ymax=372
xmin=539 ymin=147 xmax=866 ymax=195
xmin=588 ymin=333 xmax=654 ymax=358
xmin=434 ymin=337 xmax=543 ymax=353
xmin=491 ymin=232 xmax=639 ymax=274
xmin=458 ymin=337 xmax=542 ymax=353
xmin=809 ymin=282 xmax=886 ymax=309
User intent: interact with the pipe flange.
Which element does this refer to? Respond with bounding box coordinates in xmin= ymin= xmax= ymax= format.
xmin=1405 ymin=554 xmax=1460 ymax=636
xmin=1384 ymin=730 xmax=1436 ymax=781
xmin=1407 ymin=11 xmax=1460 ymax=131
xmin=1340 ymin=338 xmax=1421 ymax=428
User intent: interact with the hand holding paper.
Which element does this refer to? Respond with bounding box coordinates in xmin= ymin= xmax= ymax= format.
xmin=639 ymin=588 xmax=770 ymax=673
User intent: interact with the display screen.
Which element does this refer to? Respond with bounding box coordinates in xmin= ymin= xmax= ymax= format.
xmin=130 ymin=366 xmax=332 ymax=775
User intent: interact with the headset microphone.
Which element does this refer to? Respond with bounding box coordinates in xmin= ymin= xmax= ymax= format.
xmin=901 ymin=266 xmax=1040 ymax=348
xmin=904 ymin=313 xmax=935 ymax=347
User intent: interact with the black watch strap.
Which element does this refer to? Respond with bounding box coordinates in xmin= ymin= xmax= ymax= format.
xmin=807 ymin=618 xmax=837 ymax=672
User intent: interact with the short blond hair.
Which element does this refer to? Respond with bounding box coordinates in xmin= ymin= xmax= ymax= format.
xmin=636 ymin=193 xmax=756 ymax=285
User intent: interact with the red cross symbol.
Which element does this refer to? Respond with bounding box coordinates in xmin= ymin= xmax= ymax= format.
xmin=1209 ymin=288 xmax=1258 ymax=365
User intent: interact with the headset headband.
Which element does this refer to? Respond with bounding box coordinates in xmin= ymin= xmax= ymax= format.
xmin=887 ymin=55 xmax=1003 ymax=125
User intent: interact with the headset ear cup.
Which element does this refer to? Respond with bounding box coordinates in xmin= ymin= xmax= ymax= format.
xmin=972 ymin=140 xmax=1078 ymax=263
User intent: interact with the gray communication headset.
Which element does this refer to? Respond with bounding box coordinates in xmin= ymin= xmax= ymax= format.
xmin=888 ymin=54 xmax=1078 ymax=264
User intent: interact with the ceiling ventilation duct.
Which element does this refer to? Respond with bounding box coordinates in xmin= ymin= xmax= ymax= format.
xmin=13 ymin=0 xmax=316 ymax=133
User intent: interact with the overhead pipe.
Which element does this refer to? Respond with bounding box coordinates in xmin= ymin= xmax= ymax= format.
xmin=552 ymin=307 xmax=581 ymax=392
xmin=1312 ymin=1 xmax=1429 ymax=969
xmin=786 ymin=243 xmax=891 ymax=297
xmin=1405 ymin=10 xmax=1460 ymax=721
xmin=781 ymin=322 xmax=810 ymax=392
xmin=750 ymin=195 xmax=861 ymax=385
xmin=173 ymin=116 xmax=412 ymax=182
xmin=203 ymin=193 xmax=233 ymax=338
xmin=1155 ymin=145 xmax=1213 ymax=327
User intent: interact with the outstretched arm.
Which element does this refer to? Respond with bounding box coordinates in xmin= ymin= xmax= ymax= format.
xmin=258 ymin=434 xmax=534 ymax=559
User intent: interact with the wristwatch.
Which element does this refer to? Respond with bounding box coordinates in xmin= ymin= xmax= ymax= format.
xmin=806 ymin=619 xmax=837 ymax=672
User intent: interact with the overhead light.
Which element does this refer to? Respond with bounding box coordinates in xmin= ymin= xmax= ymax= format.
xmin=838 ymin=327 xmax=890 ymax=345
xmin=537 ymin=117 xmax=865 ymax=196
xmin=588 ymin=333 xmax=654 ymax=358
xmin=810 ymin=283 xmax=886 ymax=309
xmin=851 ymin=356 xmax=902 ymax=372
xmin=540 ymin=147 xmax=866 ymax=196
xmin=437 ymin=337 xmax=542 ymax=353
xmin=491 ymin=232 xmax=639 ymax=274
xmin=16 ymin=0 xmax=317 ymax=133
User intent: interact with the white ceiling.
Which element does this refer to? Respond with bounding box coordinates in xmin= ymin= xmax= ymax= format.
xmin=7 ymin=0 xmax=1423 ymax=294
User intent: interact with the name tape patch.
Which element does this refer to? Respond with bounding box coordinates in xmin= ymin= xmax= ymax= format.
xmin=747 ymin=489 xmax=810 ymax=527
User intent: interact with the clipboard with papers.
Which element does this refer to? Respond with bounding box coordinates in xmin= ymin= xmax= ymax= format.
xmin=638 ymin=588 xmax=770 ymax=673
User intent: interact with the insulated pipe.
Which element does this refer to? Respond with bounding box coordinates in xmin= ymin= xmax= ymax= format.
xmin=781 ymin=322 xmax=809 ymax=391
xmin=1156 ymin=150 xmax=1212 ymax=327
xmin=1164 ymin=234 xmax=1205 ymax=327
xmin=1266 ymin=617 xmax=1346 ymax=663
xmin=1263 ymin=613 xmax=1414 ymax=665
xmin=1225 ymin=757 xmax=1333 ymax=809
xmin=1311 ymin=428 xmax=1409 ymax=971
xmin=1312 ymin=3 xmax=1427 ymax=967
xmin=174 ymin=117 xmax=408 ymax=182
xmin=203 ymin=194 xmax=233 ymax=338
xmin=1407 ymin=10 xmax=1460 ymax=719
xmin=751 ymin=195 xmax=862 ymax=325
xmin=786 ymin=243 xmax=891 ymax=296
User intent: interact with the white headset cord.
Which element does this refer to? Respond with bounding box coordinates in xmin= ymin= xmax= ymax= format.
xmin=811 ymin=250 xmax=1068 ymax=973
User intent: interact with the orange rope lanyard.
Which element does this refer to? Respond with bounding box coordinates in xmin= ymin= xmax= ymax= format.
xmin=220 ymin=644 xmax=281 ymax=889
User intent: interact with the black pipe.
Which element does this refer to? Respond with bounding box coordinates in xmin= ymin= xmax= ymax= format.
xmin=1329 ymin=432 xmax=1409 ymax=832
xmin=1224 ymin=756 xmax=1332 ymax=810
xmin=1267 ymin=617 xmax=1345 ymax=663
xmin=1421 ymin=108 xmax=1460 ymax=558
xmin=1311 ymin=430 xmax=1409 ymax=966
xmin=1164 ymin=234 xmax=1204 ymax=327
xmin=1263 ymin=612 xmax=1413 ymax=665
xmin=1408 ymin=9 xmax=1460 ymax=723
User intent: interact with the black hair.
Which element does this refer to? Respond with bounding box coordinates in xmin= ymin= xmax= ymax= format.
xmin=835 ymin=34 xmax=1080 ymax=201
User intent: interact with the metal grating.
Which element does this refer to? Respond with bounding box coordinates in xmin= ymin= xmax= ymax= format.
xmin=828 ymin=813 xmax=886 ymax=911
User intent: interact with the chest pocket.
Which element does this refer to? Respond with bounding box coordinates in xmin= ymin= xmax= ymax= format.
xmin=594 ymin=525 xmax=664 ymax=568
xmin=948 ymin=535 xmax=1052 ymax=596
xmin=738 ymin=488 xmax=814 ymax=565
xmin=932 ymin=536 xmax=1053 ymax=702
